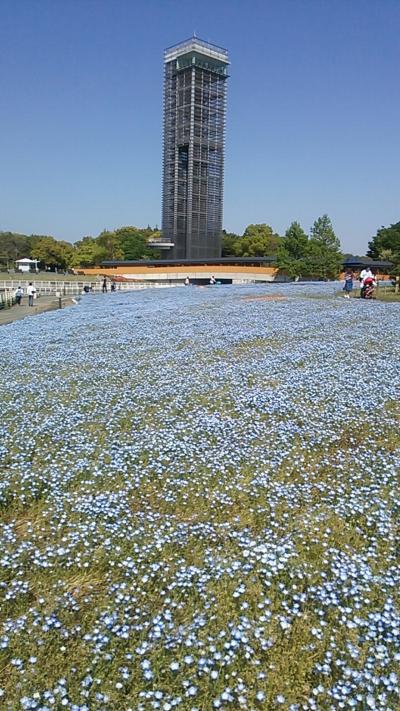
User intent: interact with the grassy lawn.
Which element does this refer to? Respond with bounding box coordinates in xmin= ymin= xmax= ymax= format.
xmin=0 ymin=284 xmax=399 ymax=710
xmin=374 ymin=289 xmax=400 ymax=302
xmin=338 ymin=287 xmax=400 ymax=303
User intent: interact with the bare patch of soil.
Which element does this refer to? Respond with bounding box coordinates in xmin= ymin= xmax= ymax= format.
xmin=241 ymin=295 xmax=287 ymax=302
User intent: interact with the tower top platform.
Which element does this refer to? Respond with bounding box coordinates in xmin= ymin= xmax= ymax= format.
xmin=164 ymin=36 xmax=229 ymax=65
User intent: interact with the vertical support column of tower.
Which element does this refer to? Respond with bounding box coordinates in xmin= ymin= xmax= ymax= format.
xmin=186 ymin=65 xmax=196 ymax=260
xmin=172 ymin=64 xmax=179 ymax=247
xmin=161 ymin=37 xmax=229 ymax=260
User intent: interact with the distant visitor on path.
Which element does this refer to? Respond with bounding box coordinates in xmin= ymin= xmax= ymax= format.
xmin=209 ymin=275 xmax=216 ymax=285
xmin=184 ymin=276 xmax=190 ymax=286
xmin=14 ymin=286 xmax=23 ymax=305
xmin=111 ymin=282 xmax=116 ymax=292
xmin=342 ymin=270 xmax=354 ymax=298
xmin=26 ymin=282 xmax=36 ymax=307
xmin=102 ymin=277 xmax=107 ymax=293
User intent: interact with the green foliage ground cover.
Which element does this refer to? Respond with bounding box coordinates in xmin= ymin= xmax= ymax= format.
xmin=0 ymin=284 xmax=399 ymax=710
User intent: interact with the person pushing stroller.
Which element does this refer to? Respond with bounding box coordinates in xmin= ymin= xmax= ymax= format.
xmin=359 ymin=267 xmax=376 ymax=298
xmin=363 ymin=274 xmax=376 ymax=299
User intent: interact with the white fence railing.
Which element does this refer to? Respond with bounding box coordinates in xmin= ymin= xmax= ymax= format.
xmin=0 ymin=281 xmax=182 ymax=296
xmin=0 ymin=291 xmax=15 ymax=309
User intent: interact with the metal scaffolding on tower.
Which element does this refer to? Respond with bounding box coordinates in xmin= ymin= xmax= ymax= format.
xmin=161 ymin=37 xmax=229 ymax=259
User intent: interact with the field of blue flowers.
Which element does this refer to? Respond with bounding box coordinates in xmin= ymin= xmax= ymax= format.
xmin=0 ymin=283 xmax=399 ymax=711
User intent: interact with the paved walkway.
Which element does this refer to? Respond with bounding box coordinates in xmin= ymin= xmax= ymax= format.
xmin=0 ymin=296 xmax=76 ymax=327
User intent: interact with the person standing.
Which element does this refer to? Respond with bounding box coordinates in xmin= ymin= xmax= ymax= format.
xmin=26 ymin=282 xmax=36 ymax=307
xmin=102 ymin=277 xmax=107 ymax=293
xmin=184 ymin=276 xmax=190 ymax=286
xmin=342 ymin=270 xmax=354 ymax=299
xmin=14 ymin=286 xmax=23 ymax=305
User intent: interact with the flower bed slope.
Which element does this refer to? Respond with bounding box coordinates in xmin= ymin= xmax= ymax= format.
xmin=0 ymin=284 xmax=399 ymax=710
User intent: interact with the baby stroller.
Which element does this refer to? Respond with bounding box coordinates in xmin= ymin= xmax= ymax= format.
xmin=363 ymin=276 xmax=376 ymax=299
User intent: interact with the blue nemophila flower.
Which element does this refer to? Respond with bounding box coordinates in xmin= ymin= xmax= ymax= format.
xmin=1 ymin=284 xmax=399 ymax=709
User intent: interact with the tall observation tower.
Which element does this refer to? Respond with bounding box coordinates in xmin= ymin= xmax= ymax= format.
xmin=161 ymin=37 xmax=229 ymax=259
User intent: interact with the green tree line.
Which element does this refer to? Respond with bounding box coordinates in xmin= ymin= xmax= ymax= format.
xmin=223 ymin=215 xmax=343 ymax=280
xmin=223 ymin=216 xmax=400 ymax=279
xmin=367 ymin=221 xmax=400 ymax=276
xmin=1 ymin=217 xmax=398 ymax=279
xmin=0 ymin=226 xmax=161 ymax=271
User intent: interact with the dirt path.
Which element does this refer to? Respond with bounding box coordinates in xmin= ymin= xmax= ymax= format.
xmin=0 ymin=297 xmax=76 ymax=327
xmin=241 ymin=294 xmax=287 ymax=302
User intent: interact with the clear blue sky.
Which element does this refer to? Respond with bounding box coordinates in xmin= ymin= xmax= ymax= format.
xmin=1 ymin=0 xmax=399 ymax=254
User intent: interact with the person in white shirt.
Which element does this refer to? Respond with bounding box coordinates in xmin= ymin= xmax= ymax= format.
xmin=26 ymin=282 xmax=36 ymax=307
xmin=360 ymin=267 xmax=373 ymax=283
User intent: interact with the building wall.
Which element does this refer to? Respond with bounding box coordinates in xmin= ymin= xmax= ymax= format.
xmin=80 ymin=265 xmax=280 ymax=281
xmin=339 ymin=271 xmax=391 ymax=281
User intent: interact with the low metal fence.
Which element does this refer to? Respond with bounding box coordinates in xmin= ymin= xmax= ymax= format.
xmin=376 ymin=280 xmax=397 ymax=294
xmin=0 ymin=280 xmax=182 ymax=296
xmin=0 ymin=290 xmax=15 ymax=309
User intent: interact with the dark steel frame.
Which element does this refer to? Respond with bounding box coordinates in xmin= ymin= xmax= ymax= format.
xmin=162 ymin=37 xmax=229 ymax=259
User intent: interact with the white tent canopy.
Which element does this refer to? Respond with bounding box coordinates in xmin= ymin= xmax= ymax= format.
xmin=15 ymin=258 xmax=39 ymax=272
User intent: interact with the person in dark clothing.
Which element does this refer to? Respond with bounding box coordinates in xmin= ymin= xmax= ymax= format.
xmin=15 ymin=286 xmax=23 ymax=305
xmin=102 ymin=277 xmax=107 ymax=293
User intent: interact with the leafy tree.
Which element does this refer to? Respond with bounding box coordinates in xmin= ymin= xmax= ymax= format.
xmin=71 ymin=237 xmax=107 ymax=268
xmin=367 ymin=221 xmax=400 ymax=275
xmin=59 ymin=241 xmax=76 ymax=269
xmin=143 ymin=225 xmax=159 ymax=240
xmin=234 ymin=224 xmax=282 ymax=257
xmin=0 ymin=232 xmax=31 ymax=268
xmin=31 ymin=236 xmax=74 ymax=270
xmin=277 ymin=221 xmax=308 ymax=278
xmin=379 ymin=248 xmax=396 ymax=262
xmin=367 ymin=221 xmax=400 ymax=258
xmin=96 ymin=230 xmax=124 ymax=261
xmin=304 ymin=238 xmax=343 ymax=280
xmin=149 ymin=229 xmax=162 ymax=241
xmin=307 ymin=215 xmax=343 ymax=279
xmin=222 ymin=230 xmax=240 ymax=257
xmin=277 ymin=217 xmax=342 ymax=280
xmin=310 ymin=214 xmax=341 ymax=250
xmin=283 ymin=222 xmax=308 ymax=258
xmin=114 ymin=227 xmax=156 ymax=260
xmin=276 ymin=249 xmax=306 ymax=279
